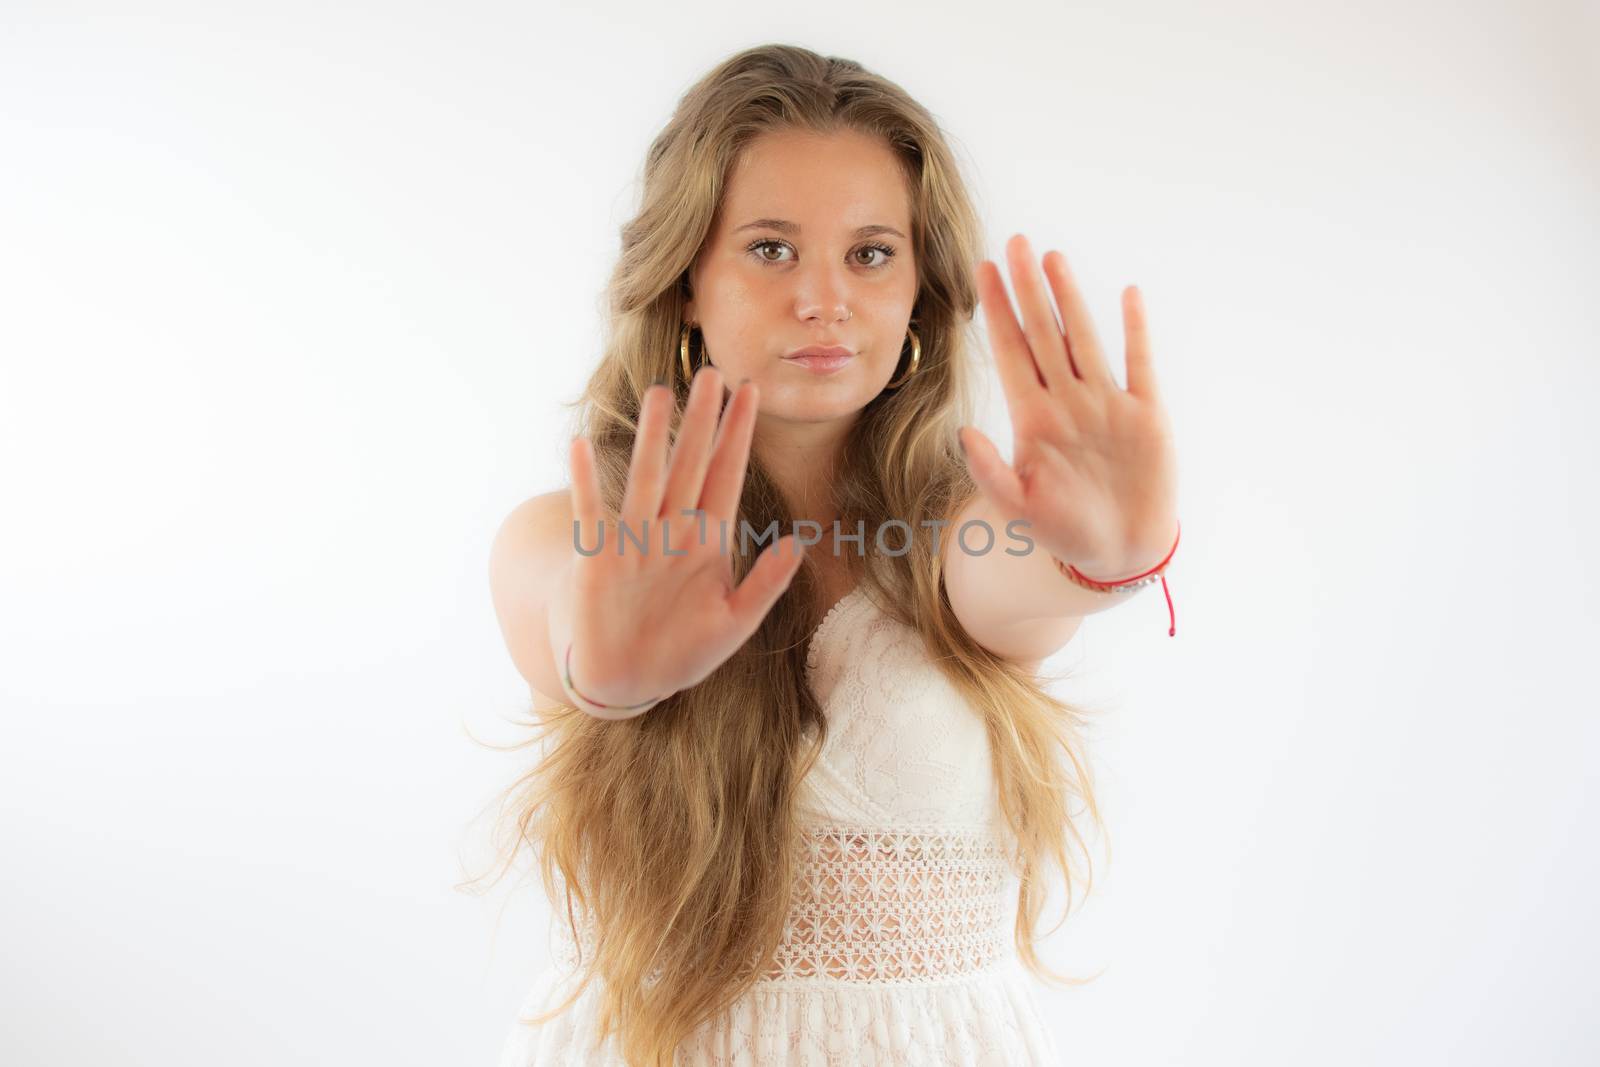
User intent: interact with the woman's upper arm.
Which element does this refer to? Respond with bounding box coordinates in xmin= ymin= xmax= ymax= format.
xmin=488 ymin=488 xmax=575 ymax=706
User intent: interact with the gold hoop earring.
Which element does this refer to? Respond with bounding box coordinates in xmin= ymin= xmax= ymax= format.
xmin=679 ymin=322 xmax=695 ymax=383
xmin=885 ymin=326 xmax=921 ymax=389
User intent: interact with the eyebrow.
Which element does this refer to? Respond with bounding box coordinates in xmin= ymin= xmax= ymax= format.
xmin=733 ymin=218 xmax=907 ymax=240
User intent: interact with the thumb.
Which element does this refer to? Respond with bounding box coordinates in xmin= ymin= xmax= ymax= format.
xmin=726 ymin=534 xmax=805 ymax=629
xmin=958 ymin=427 xmax=1027 ymax=515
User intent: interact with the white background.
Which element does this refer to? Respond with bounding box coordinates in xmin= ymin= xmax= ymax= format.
xmin=2 ymin=1 xmax=1596 ymax=1064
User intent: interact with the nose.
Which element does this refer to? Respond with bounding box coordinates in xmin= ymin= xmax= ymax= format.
xmin=793 ymin=258 xmax=853 ymax=326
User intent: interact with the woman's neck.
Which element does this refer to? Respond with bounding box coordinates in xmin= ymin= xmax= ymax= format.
xmin=750 ymin=414 xmax=853 ymax=532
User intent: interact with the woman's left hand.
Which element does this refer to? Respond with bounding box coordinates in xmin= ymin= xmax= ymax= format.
xmin=958 ymin=234 xmax=1179 ymax=580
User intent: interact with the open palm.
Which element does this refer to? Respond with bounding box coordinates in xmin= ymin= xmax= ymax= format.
xmin=958 ymin=234 xmax=1179 ymax=579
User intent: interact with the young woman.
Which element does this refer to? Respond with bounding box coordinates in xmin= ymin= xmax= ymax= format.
xmin=486 ymin=43 xmax=1180 ymax=1067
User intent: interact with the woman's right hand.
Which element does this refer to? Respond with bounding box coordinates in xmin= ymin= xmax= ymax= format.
xmin=559 ymin=366 xmax=805 ymax=716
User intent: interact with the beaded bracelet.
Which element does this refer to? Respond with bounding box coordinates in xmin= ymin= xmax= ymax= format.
xmin=1050 ymin=520 xmax=1180 ymax=637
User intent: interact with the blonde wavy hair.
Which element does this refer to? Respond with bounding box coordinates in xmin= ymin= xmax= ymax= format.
xmin=465 ymin=42 xmax=1108 ymax=1067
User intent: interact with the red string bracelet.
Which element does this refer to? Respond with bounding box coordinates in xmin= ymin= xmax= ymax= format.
xmin=1051 ymin=519 xmax=1181 ymax=637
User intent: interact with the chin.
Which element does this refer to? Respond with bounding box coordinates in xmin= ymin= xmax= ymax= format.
xmin=767 ymin=388 xmax=873 ymax=422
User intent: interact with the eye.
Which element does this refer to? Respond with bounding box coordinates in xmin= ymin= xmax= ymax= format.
xmin=744 ymin=239 xmax=899 ymax=270
xmin=853 ymin=242 xmax=897 ymax=268
xmin=747 ymin=239 xmax=791 ymax=264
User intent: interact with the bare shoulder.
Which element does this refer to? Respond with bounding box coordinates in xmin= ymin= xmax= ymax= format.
xmin=491 ymin=489 xmax=574 ymax=563
xmin=488 ymin=488 xmax=576 ymax=705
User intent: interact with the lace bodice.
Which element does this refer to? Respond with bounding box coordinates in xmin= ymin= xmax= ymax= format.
xmin=763 ymin=824 xmax=1015 ymax=983
xmin=798 ymin=585 xmax=1010 ymax=831
xmin=768 ymin=584 xmax=1021 ymax=985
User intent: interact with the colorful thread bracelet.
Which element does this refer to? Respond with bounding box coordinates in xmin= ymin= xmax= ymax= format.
xmin=562 ymin=641 xmax=671 ymax=713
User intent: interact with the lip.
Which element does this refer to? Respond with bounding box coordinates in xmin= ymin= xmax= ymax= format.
xmin=784 ymin=345 xmax=855 ymax=359
xmin=782 ymin=344 xmax=856 ymax=374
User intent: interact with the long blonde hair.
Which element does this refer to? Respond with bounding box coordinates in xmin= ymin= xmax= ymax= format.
xmin=467 ymin=43 xmax=1107 ymax=1067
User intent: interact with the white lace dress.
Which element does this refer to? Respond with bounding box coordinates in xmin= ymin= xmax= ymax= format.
xmin=495 ymin=585 xmax=1064 ymax=1066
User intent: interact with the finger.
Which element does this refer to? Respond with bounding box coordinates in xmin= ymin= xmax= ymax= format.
xmin=619 ymin=384 xmax=672 ymax=533
xmin=1004 ymin=234 xmax=1075 ymax=394
xmin=958 ymin=426 xmax=1028 ymax=516
xmin=1122 ymin=285 xmax=1160 ymax=402
xmin=660 ymin=364 xmax=724 ymax=525
xmin=700 ymin=379 xmax=759 ymax=526
xmin=1041 ymin=250 xmax=1115 ymax=390
xmin=569 ymin=435 xmax=605 ymax=550
xmin=976 ymin=260 xmax=1047 ymax=415
xmin=726 ymin=533 xmax=804 ymax=630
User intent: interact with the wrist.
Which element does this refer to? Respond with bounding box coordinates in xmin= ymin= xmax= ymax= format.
xmin=1063 ymin=520 xmax=1181 ymax=584
xmin=561 ymin=642 xmax=671 ymax=719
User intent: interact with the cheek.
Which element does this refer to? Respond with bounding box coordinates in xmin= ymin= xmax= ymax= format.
xmin=861 ymin=272 xmax=917 ymax=311
xmin=698 ymin=322 xmax=762 ymax=376
xmin=706 ymin=275 xmax=764 ymax=321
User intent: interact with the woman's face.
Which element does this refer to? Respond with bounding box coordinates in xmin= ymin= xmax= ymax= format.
xmin=685 ymin=127 xmax=919 ymax=422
